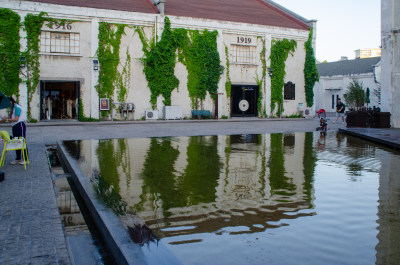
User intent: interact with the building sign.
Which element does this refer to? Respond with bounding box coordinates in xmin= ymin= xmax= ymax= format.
xmin=237 ymin=36 xmax=253 ymax=45
xmin=47 ymin=22 xmax=73 ymax=31
xmin=99 ymin=98 xmax=110 ymax=111
xmin=284 ymin=82 xmax=295 ymax=100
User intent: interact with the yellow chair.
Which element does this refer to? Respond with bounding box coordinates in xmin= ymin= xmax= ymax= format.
xmin=0 ymin=130 xmax=29 ymax=170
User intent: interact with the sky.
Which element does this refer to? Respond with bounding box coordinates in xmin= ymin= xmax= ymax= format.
xmin=272 ymin=0 xmax=381 ymax=62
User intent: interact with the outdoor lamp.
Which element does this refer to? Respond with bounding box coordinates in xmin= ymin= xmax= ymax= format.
xmin=20 ymin=57 xmax=26 ymax=68
xmin=267 ymin=68 xmax=273 ymax=76
xmin=93 ymin=60 xmax=99 ymax=70
xmin=219 ymin=65 xmax=225 ymax=75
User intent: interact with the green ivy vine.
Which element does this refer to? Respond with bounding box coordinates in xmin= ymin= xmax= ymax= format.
xmin=137 ymin=17 xmax=220 ymax=109
xmin=178 ymin=29 xmax=220 ymax=109
xmin=0 ymin=8 xmax=21 ymax=98
xmin=304 ymin=28 xmax=319 ymax=107
xmin=255 ymin=37 xmax=267 ymax=117
xmin=224 ymin=45 xmax=231 ymax=98
xmin=116 ymin=48 xmax=132 ymax=102
xmin=96 ymin=22 xmax=126 ymax=116
xmin=137 ymin=17 xmax=183 ymax=109
xmin=269 ymin=39 xmax=297 ymax=116
xmin=23 ymin=12 xmax=73 ymax=118
xmin=24 ymin=13 xmax=47 ymax=118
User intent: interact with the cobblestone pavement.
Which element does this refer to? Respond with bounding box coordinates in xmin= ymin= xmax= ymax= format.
xmin=0 ymin=118 xmax=345 ymax=264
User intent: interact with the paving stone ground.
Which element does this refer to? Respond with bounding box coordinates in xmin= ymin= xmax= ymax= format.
xmin=0 ymin=118 xmax=348 ymax=264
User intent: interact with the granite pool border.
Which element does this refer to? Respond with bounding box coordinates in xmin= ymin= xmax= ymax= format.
xmin=57 ymin=141 xmax=149 ymax=265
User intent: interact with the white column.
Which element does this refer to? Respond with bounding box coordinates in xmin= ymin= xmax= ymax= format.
xmin=217 ymin=29 xmax=225 ymax=118
xmin=19 ymin=11 xmax=29 ymax=118
xmin=391 ymin=0 xmax=400 ymax=127
xmin=310 ymin=20 xmax=317 ymax=56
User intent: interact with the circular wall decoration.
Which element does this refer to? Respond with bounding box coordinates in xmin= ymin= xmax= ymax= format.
xmin=239 ymin=99 xmax=249 ymax=112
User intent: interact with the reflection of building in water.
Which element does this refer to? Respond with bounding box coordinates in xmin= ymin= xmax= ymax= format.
xmin=63 ymin=133 xmax=400 ymax=259
xmin=317 ymin=134 xmax=382 ymax=175
xmin=76 ymin=133 xmax=317 ymax=239
xmin=376 ymin=150 xmax=400 ymax=264
xmin=55 ymin=177 xmax=87 ymax=231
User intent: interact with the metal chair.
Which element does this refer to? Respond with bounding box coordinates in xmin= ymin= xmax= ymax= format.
xmin=0 ymin=130 xmax=29 ymax=170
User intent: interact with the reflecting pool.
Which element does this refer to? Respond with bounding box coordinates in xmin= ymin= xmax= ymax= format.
xmin=62 ymin=132 xmax=400 ymax=265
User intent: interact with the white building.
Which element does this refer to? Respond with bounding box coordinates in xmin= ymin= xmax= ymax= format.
xmin=0 ymin=0 xmax=317 ymax=121
xmin=314 ymin=57 xmax=381 ymax=113
xmin=381 ymin=0 xmax=400 ymax=128
xmin=355 ymin=48 xmax=381 ymax=59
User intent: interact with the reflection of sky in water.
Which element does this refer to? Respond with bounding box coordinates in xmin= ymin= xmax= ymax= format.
xmin=63 ymin=132 xmax=400 ymax=265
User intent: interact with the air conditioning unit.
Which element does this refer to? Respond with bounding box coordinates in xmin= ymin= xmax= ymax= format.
xmin=303 ymin=108 xmax=315 ymax=118
xmin=163 ymin=106 xmax=183 ymax=120
xmin=145 ymin=110 xmax=159 ymax=120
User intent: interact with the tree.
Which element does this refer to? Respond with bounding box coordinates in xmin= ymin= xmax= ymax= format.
xmin=366 ymin=87 xmax=370 ymax=107
xmin=343 ymin=80 xmax=365 ymax=110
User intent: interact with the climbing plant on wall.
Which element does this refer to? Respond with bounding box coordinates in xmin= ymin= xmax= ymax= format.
xmin=24 ymin=13 xmax=47 ymax=118
xmin=137 ymin=17 xmax=220 ymax=109
xmin=304 ymin=28 xmax=319 ymax=107
xmin=96 ymin=22 xmax=126 ymax=117
xmin=0 ymin=8 xmax=21 ymax=98
xmin=24 ymin=12 xmax=73 ymax=118
xmin=178 ymin=29 xmax=220 ymax=109
xmin=116 ymin=48 xmax=132 ymax=103
xmin=137 ymin=17 xmax=183 ymax=109
xmin=255 ymin=37 xmax=267 ymax=117
xmin=269 ymin=39 xmax=297 ymax=116
xmin=224 ymin=45 xmax=231 ymax=98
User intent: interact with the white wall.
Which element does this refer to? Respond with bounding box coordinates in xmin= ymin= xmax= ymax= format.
xmin=314 ymin=73 xmax=381 ymax=112
xmin=2 ymin=0 xmax=311 ymax=120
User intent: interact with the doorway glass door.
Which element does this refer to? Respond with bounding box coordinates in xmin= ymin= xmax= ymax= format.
xmin=40 ymin=81 xmax=79 ymax=120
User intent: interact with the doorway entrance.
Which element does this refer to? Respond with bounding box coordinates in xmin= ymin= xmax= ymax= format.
xmin=231 ymin=85 xmax=259 ymax=117
xmin=40 ymin=81 xmax=79 ymax=120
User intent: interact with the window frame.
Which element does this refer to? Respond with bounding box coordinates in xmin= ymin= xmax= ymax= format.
xmin=230 ymin=44 xmax=258 ymax=65
xmin=40 ymin=31 xmax=80 ymax=55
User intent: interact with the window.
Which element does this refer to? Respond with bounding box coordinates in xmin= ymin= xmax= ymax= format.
xmin=230 ymin=44 xmax=257 ymax=64
xmin=40 ymin=31 xmax=80 ymax=54
xmin=284 ymin=82 xmax=295 ymax=100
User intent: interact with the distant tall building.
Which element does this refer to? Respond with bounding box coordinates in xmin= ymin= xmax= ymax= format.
xmin=354 ymin=48 xmax=381 ymax=59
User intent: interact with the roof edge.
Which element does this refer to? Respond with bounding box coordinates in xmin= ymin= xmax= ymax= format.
xmin=145 ymin=0 xmax=160 ymax=13
xmin=260 ymin=0 xmax=312 ymax=30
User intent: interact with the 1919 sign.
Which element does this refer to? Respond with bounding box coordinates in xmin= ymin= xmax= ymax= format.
xmin=237 ymin=37 xmax=252 ymax=44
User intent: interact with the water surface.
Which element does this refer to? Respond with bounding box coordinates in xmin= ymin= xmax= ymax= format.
xmin=62 ymin=132 xmax=400 ymax=265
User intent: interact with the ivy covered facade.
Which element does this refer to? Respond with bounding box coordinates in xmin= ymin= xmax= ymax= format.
xmin=1 ymin=0 xmax=317 ymax=121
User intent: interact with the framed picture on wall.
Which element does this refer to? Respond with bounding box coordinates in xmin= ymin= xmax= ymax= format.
xmin=99 ymin=98 xmax=110 ymax=111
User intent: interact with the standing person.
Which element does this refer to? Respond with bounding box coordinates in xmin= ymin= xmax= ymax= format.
xmin=0 ymin=97 xmax=27 ymax=165
xmin=334 ymin=98 xmax=345 ymax=124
